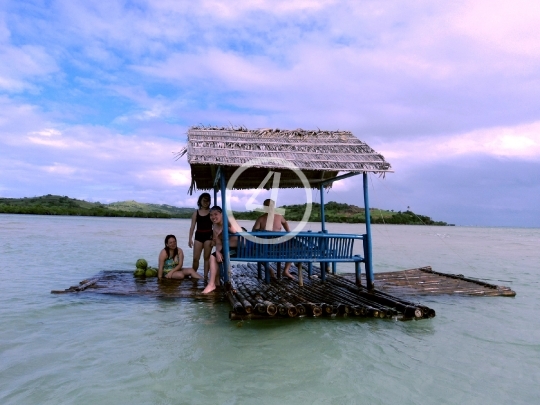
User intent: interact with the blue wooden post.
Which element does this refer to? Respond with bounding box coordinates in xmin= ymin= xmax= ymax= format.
xmin=363 ymin=172 xmax=374 ymax=289
xmin=320 ymin=261 xmax=326 ymax=281
xmin=308 ymin=262 xmax=313 ymax=277
xmin=332 ymin=262 xmax=337 ymax=274
xmin=319 ymin=183 xmax=326 ymax=232
xmin=355 ymin=261 xmax=362 ymax=286
xmin=264 ymin=262 xmax=271 ymax=283
xmin=220 ymin=169 xmax=230 ymax=284
xmin=319 ymin=183 xmax=332 ymax=273
xmin=257 ymin=262 xmax=262 ymax=279
xmin=362 ymin=237 xmax=369 ymax=287
xmin=212 ymin=167 xmax=221 ymax=206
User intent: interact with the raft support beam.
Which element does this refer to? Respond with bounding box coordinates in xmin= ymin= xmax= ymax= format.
xmin=363 ymin=172 xmax=374 ymax=290
xmin=220 ymin=167 xmax=230 ymax=284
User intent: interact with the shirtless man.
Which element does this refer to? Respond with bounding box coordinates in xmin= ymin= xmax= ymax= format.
xmin=252 ymin=199 xmax=294 ymax=279
xmin=202 ymin=206 xmax=242 ymax=294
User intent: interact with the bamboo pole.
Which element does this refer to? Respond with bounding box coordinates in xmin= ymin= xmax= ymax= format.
xmin=233 ymin=289 xmax=253 ymax=314
xmin=254 ymin=268 xmax=376 ymax=317
xmin=226 ymin=291 xmax=245 ymax=314
xmin=241 ymin=270 xmax=320 ymax=317
xmin=229 ymin=312 xmax=269 ymax=320
xmin=330 ymin=276 xmax=429 ymax=318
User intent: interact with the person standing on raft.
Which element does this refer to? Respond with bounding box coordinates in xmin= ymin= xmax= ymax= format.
xmin=188 ymin=193 xmax=213 ymax=281
xmin=252 ymin=198 xmax=294 ymax=280
xmin=202 ymin=206 xmax=242 ymax=294
xmin=158 ymin=235 xmax=202 ymax=281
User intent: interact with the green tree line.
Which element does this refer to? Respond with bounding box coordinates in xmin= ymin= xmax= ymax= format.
xmin=233 ymin=202 xmax=447 ymax=225
xmin=0 ymin=203 xmax=174 ymax=218
xmin=0 ymin=195 xmax=448 ymax=225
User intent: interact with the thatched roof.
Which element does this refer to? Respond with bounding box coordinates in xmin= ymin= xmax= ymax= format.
xmin=179 ymin=126 xmax=392 ymax=192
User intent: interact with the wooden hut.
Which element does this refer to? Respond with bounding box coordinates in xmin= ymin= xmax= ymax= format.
xmin=178 ymin=125 xmax=393 ymax=289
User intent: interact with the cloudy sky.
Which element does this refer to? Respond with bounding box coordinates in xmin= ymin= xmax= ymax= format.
xmin=1 ymin=0 xmax=539 ymax=227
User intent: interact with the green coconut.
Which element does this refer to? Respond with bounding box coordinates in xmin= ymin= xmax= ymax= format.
xmin=145 ymin=268 xmax=158 ymax=277
xmin=134 ymin=268 xmax=145 ymax=277
xmin=135 ymin=258 xmax=148 ymax=270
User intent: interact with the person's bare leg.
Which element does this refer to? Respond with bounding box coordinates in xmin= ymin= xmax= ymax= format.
xmin=202 ymin=240 xmax=212 ymax=280
xmin=183 ymin=267 xmax=202 ymax=280
xmin=202 ymin=256 xmax=218 ymax=294
xmin=192 ymin=240 xmax=203 ymax=271
xmin=215 ymin=262 xmax=221 ymax=287
xmin=168 ymin=271 xmax=185 ymax=280
xmin=283 ymin=262 xmax=294 ymax=279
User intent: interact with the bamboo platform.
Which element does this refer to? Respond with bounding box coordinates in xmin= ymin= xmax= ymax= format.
xmin=341 ymin=266 xmax=516 ymax=297
xmin=51 ymin=265 xmax=515 ymax=321
xmin=226 ymin=263 xmax=435 ymax=321
xmin=51 ymin=271 xmax=222 ymax=301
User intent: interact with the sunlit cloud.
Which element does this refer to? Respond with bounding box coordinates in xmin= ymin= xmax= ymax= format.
xmin=378 ymin=121 xmax=540 ymax=164
xmin=29 ymin=129 xmax=62 ymax=137
xmin=43 ymin=163 xmax=77 ymax=175
xmin=453 ymin=0 xmax=540 ymax=58
xmin=165 ymin=169 xmax=192 ymax=186
xmin=0 ymin=40 xmax=58 ymax=91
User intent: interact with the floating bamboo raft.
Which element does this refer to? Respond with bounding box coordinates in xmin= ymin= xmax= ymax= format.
xmin=342 ymin=266 xmax=516 ymax=297
xmin=51 ymin=271 xmax=222 ymax=301
xmin=51 ymin=265 xmax=515 ymax=321
xmin=226 ymin=263 xmax=434 ymax=321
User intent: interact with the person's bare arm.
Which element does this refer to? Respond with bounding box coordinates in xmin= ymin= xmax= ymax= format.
xmin=252 ymin=216 xmax=262 ymax=231
xmin=282 ymin=216 xmax=290 ymax=232
xmin=214 ymin=233 xmax=224 ymax=262
xmin=178 ymin=249 xmax=184 ymax=268
xmin=188 ymin=210 xmax=197 ymax=248
xmin=158 ymin=249 xmax=166 ymax=279
xmin=227 ymin=222 xmax=241 ymax=248
xmin=213 ymin=227 xmax=223 ymax=250
xmin=229 ymin=217 xmax=242 ymax=233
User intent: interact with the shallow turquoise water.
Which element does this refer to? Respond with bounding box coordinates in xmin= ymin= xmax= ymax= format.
xmin=1 ymin=214 xmax=539 ymax=404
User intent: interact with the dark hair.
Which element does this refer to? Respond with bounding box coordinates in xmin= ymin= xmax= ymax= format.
xmin=164 ymin=234 xmax=178 ymax=258
xmin=197 ymin=193 xmax=211 ymax=208
xmin=210 ymin=205 xmax=222 ymax=213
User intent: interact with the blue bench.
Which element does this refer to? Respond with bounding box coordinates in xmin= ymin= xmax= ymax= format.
xmin=229 ymin=231 xmax=366 ymax=284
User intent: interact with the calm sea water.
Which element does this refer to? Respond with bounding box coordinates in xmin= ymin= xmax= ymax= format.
xmin=1 ymin=214 xmax=539 ymax=405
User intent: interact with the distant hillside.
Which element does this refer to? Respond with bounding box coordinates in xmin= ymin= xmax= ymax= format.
xmin=0 ymin=195 xmax=189 ymax=218
xmin=107 ymin=200 xmax=193 ymax=217
xmin=234 ymin=201 xmax=448 ymax=225
xmin=0 ymin=195 xmax=448 ymax=225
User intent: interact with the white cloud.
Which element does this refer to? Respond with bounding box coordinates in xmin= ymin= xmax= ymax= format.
xmin=0 ymin=96 xmax=190 ymax=201
xmin=453 ymin=0 xmax=540 ymax=58
xmin=27 ymin=135 xmax=70 ymax=148
xmin=29 ymin=129 xmax=62 ymax=137
xmin=43 ymin=163 xmax=77 ymax=175
xmin=164 ymin=169 xmax=192 ymax=186
xmin=0 ymin=42 xmax=58 ymax=91
xmin=376 ymin=121 xmax=540 ymax=164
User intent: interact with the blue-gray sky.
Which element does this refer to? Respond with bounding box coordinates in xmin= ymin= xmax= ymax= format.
xmin=1 ymin=0 xmax=539 ymax=227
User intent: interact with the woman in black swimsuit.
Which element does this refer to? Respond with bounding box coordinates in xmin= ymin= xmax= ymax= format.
xmin=188 ymin=193 xmax=213 ymax=280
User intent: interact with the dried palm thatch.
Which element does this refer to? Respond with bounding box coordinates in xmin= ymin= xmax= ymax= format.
xmin=177 ymin=125 xmax=392 ymax=193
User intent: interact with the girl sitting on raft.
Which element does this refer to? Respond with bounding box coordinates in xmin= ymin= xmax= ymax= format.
xmin=203 ymin=206 xmax=242 ymax=294
xmin=188 ymin=193 xmax=213 ymax=280
xmin=158 ymin=234 xmax=202 ymax=281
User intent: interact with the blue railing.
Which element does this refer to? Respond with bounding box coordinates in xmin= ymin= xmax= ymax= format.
xmin=228 ymin=231 xmax=366 ymax=284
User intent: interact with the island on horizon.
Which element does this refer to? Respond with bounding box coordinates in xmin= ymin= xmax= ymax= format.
xmin=0 ymin=194 xmax=450 ymax=226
